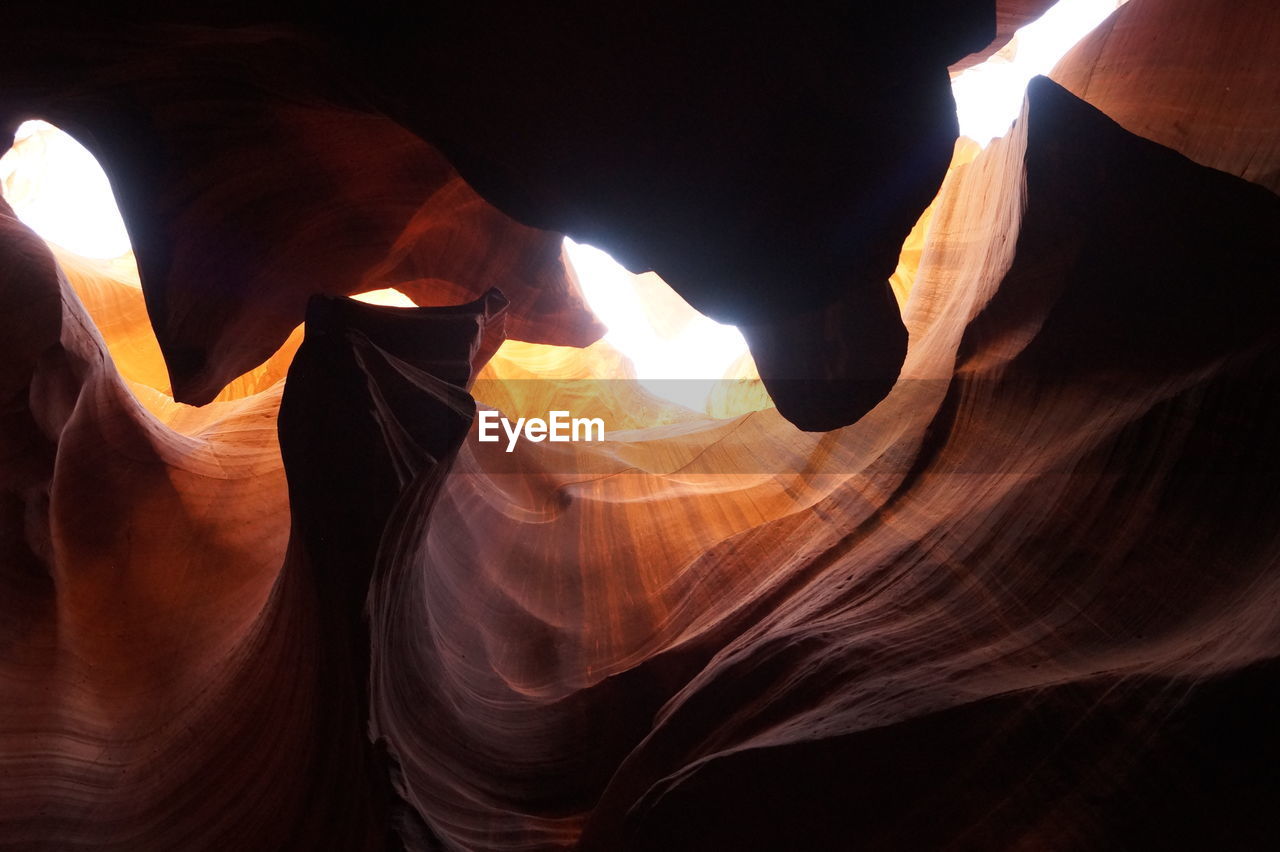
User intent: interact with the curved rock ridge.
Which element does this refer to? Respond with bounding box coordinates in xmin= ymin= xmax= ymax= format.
xmin=274 ymin=290 xmax=510 ymax=850
xmin=0 ymin=194 xmax=296 ymax=849
xmin=0 ymin=200 xmax=510 ymax=847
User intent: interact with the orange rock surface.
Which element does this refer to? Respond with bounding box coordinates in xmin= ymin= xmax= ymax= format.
xmin=1 ymin=3 xmax=1278 ymax=850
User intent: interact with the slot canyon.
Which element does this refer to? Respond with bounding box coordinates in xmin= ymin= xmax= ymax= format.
xmin=1 ymin=2 xmax=1278 ymax=849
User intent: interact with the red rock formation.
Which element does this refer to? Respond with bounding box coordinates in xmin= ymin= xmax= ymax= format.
xmin=2 ymin=3 xmax=1279 ymax=850
xmin=362 ymin=79 xmax=1280 ymax=851
xmin=0 ymin=204 xmax=504 ymax=846
xmin=0 ymin=195 xmax=298 ymax=847
xmin=1052 ymin=0 xmax=1280 ymax=193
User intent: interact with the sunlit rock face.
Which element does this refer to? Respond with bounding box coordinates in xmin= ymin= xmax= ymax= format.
xmin=1052 ymin=0 xmax=1280 ymax=193
xmin=2 ymin=2 xmax=1280 ymax=851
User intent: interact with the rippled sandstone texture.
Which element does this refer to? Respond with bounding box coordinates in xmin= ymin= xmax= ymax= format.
xmin=2 ymin=2 xmax=1280 ymax=850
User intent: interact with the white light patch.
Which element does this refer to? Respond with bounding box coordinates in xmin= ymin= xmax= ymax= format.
xmin=0 ymin=120 xmax=133 ymax=258
xmin=952 ymin=0 xmax=1127 ymax=145
xmin=564 ymin=238 xmax=750 ymax=413
xmin=352 ymin=288 xmax=418 ymax=307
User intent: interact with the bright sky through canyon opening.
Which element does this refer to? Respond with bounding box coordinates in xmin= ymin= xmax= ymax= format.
xmin=0 ymin=0 xmax=1125 ymax=412
xmin=0 ymin=120 xmax=133 ymax=259
xmin=950 ymin=0 xmax=1126 ymax=143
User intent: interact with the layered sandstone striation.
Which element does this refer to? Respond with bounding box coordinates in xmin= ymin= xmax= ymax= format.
xmin=1 ymin=2 xmax=1278 ymax=850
